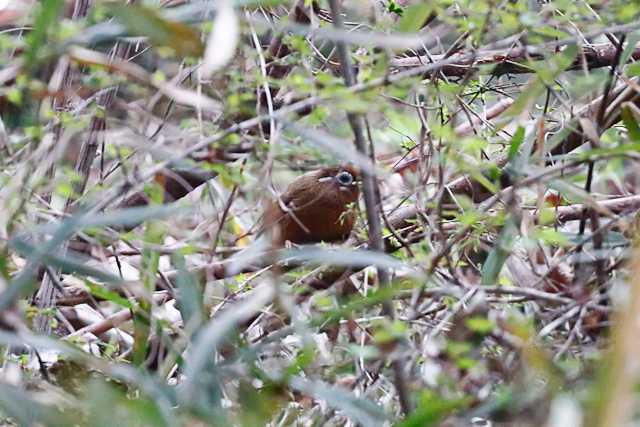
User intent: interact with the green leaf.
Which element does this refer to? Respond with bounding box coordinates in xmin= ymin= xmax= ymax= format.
xmin=467 ymin=169 xmax=498 ymax=195
xmin=397 ymin=391 xmax=471 ymax=427
xmin=387 ymin=0 xmax=404 ymax=16
xmin=465 ymin=317 xmax=495 ymax=334
xmin=530 ymin=44 xmax=579 ymax=85
xmin=576 ymin=142 xmax=640 ymax=159
xmin=0 ymin=330 xmax=178 ymax=421
xmin=397 ymin=4 xmax=432 ymax=33
xmin=1 ymin=205 xmax=182 ymax=312
xmin=285 ymin=346 xmax=315 ymax=376
xmin=279 ymin=247 xmax=420 ymax=275
xmin=501 ymin=78 xmax=545 ymax=119
xmin=481 ymin=215 xmax=518 ymax=286
xmin=547 ymin=179 xmax=616 ymax=208
xmin=0 ymin=383 xmax=71 ymax=427
xmin=11 ymin=239 xmax=122 ymax=283
xmin=503 ymin=127 xmax=537 ymax=183
xmin=507 ymin=126 xmax=525 ymax=161
xmin=87 ymin=281 xmax=133 ymax=309
xmin=313 ymin=285 xmax=401 ymax=326
xmin=289 ymin=377 xmax=389 ymax=427
xmin=133 ymin=221 xmax=166 ymax=366
xmin=543 ymin=122 xmax=573 ymax=153
xmin=621 ymin=105 xmax=640 ymax=142
xmin=534 ymin=228 xmax=570 ymax=247
xmin=180 ymin=284 xmax=274 ymax=414
xmin=85 ymin=380 xmax=170 ymax=427
xmin=620 ymin=32 xmax=640 ymax=66
xmin=532 ymin=25 xmax=570 ymax=39
xmin=24 ymin=0 xmax=64 ymax=68
xmin=171 ymin=252 xmax=203 ymax=327
xmin=108 ymin=4 xmax=204 ymax=57
xmin=33 ymin=204 xmax=183 ymax=235
xmin=71 ymin=0 xmax=284 ymax=47
xmin=628 ymin=62 xmax=640 ymax=77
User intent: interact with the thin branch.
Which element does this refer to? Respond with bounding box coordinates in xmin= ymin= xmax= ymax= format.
xmin=328 ymin=0 xmax=411 ymax=416
xmin=391 ymin=42 xmax=640 ymax=76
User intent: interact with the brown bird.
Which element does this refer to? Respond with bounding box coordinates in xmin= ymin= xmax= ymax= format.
xmin=264 ymin=165 xmax=360 ymax=246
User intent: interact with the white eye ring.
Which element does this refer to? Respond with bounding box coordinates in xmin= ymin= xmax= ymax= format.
xmin=336 ymin=171 xmax=354 ymax=186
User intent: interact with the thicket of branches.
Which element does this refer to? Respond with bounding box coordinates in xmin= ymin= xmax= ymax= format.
xmin=1 ymin=0 xmax=640 ymax=425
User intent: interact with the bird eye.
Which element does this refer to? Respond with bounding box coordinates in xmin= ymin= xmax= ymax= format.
xmin=336 ymin=171 xmax=354 ymax=186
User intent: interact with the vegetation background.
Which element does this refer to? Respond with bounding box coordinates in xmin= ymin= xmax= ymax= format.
xmin=1 ymin=0 xmax=640 ymax=425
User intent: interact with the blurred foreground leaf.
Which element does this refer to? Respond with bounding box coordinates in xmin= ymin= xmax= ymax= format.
xmin=108 ymin=4 xmax=204 ymax=57
xmin=24 ymin=0 xmax=64 ymax=68
xmin=289 ymin=376 xmax=389 ymax=427
xmin=0 ymin=383 xmax=71 ymax=427
xmin=396 ymin=390 xmax=471 ymax=427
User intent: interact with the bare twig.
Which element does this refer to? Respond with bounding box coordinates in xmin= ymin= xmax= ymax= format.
xmin=327 ymin=0 xmax=412 ymax=415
